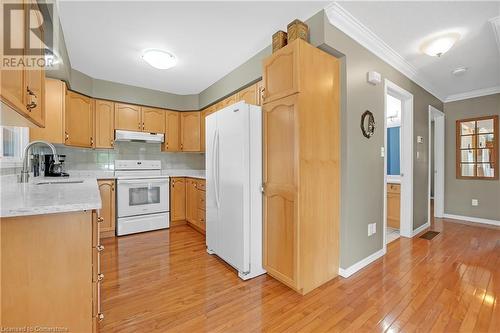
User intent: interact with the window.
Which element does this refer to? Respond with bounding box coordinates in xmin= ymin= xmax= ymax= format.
xmin=456 ymin=115 xmax=498 ymax=180
xmin=0 ymin=126 xmax=29 ymax=167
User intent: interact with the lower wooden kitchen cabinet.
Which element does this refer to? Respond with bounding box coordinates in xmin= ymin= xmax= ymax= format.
xmin=98 ymin=179 xmax=116 ymax=238
xmin=387 ymin=183 xmax=401 ymax=229
xmin=1 ymin=210 xmax=103 ymax=332
xmin=170 ymin=177 xmax=206 ymax=234
xmin=170 ymin=177 xmax=186 ymax=224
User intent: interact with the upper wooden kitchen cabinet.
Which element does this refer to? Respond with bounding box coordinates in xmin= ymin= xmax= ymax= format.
xmin=180 ymin=112 xmax=201 ymax=151
xmin=262 ymin=39 xmax=340 ymax=295
xmin=170 ymin=177 xmax=186 ymax=223
xmin=162 ymin=111 xmax=181 ymax=152
xmin=30 ymin=78 xmax=66 ymax=143
xmin=114 ymin=103 xmax=142 ymax=131
xmin=94 ymin=99 xmax=115 ymax=148
xmin=0 ymin=0 xmax=46 ymax=127
xmin=237 ymin=83 xmax=257 ymax=105
xmin=98 ymin=180 xmax=116 ymax=238
xmin=262 ymin=41 xmax=299 ymax=104
xmin=142 ymin=106 xmax=165 ymax=133
xmin=65 ymin=90 xmax=94 ymax=148
xmin=200 ymin=105 xmax=216 ymax=152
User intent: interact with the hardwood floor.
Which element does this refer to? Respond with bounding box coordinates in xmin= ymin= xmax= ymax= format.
xmin=99 ymin=218 xmax=500 ymax=332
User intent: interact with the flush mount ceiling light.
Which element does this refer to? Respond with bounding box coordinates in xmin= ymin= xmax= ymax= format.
xmin=452 ymin=66 xmax=468 ymax=76
xmin=420 ymin=33 xmax=460 ymax=57
xmin=142 ymin=49 xmax=177 ymax=69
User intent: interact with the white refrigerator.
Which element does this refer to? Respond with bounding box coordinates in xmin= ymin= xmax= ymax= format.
xmin=205 ymin=101 xmax=266 ymax=280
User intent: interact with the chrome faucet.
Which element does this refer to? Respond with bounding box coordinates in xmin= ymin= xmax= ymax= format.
xmin=19 ymin=140 xmax=59 ymax=183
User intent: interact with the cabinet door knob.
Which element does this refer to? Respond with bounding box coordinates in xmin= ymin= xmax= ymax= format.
xmin=97 ymin=313 xmax=104 ymax=321
xmin=65 ymin=132 xmax=69 ymax=141
xmin=138 ymin=122 xmax=141 ymax=129
xmin=97 ymin=216 xmax=104 ymax=223
xmin=96 ymin=245 xmax=105 ymax=252
xmin=97 ymin=273 xmax=104 ymax=281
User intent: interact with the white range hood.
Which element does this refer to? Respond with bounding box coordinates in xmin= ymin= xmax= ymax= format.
xmin=115 ymin=130 xmax=164 ymax=143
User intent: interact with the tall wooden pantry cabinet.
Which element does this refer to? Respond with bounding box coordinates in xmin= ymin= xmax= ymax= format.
xmin=262 ymin=39 xmax=341 ymax=295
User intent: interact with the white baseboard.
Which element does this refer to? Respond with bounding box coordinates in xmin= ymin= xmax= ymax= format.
xmin=339 ymin=248 xmax=386 ymax=278
xmin=412 ymin=222 xmax=430 ymax=237
xmin=443 ymin=214 xmax=500 ymax=227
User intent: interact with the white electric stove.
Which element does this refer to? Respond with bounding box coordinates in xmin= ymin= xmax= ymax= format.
xmin=114 ymin=160 xmax=169 ymax=236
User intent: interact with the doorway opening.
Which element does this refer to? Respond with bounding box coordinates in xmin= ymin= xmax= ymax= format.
xmin=383 ymin=80 xmax=414 ymax=249
xmin=428 ymin=106 xmax=445 ymax=224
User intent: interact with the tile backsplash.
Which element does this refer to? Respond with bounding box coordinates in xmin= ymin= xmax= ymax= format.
xmin=1 ymin=142 xmax=205 ymax=175
xmin=57 ymin=142 xmax=205 ymax=170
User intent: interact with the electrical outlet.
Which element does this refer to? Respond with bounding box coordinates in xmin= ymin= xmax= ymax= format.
xmin=380 ymin=147 xmax=385 ymax=157
xmin=368 ymin=224 xmax=372 ymax=236
xmin=472 ymin=199 xmax=479 ymax=206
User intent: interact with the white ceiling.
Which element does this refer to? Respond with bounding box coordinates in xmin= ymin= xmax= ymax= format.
xmin=335 ymin=1 xmax=500 ymax=101
xmin=57 ymin=1 xmax=328 ymax=95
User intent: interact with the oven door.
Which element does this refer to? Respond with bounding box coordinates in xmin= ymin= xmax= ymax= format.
xmin=117 ymin=178 xmax=169 ymax=217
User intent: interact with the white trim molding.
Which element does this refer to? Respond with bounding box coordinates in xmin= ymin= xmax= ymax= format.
xmin=339 ymin=248 xmax=386 ymax=278
xmin=324 ymin=2 xmax=444 ymax=101
xmin=412 ymin=222 xmax=430 ymax=237
xmin=443 ymin=214 xmax=500 ymax=227
xmin=444 ymin=86 xmax=500 ymax=103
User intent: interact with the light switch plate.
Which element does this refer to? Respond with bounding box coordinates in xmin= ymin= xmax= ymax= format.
xmin=380 ymin=147 xmax=385 ymax=157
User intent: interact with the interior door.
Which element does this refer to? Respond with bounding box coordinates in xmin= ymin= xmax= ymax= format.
xmin=216 ymin=103 xmax=250 ymax=273
xmin=205 ymin=112 xmax=218 ymax=251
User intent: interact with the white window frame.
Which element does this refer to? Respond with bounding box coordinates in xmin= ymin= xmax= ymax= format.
xmin=0 ymin=126 xmax=29 ymax=168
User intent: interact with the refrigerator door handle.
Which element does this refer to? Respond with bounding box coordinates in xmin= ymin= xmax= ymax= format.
xmin=213 ymin=129 xmax=221 ymax=208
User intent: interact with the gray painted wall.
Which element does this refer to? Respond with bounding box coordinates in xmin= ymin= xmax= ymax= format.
xmin=319 ymin=13 xmax=442 ymax=268
xmin=41 ymin=7 xmax=447 ymax=269
xmin=443 ymin=94 xmax=500 ymax=221
xmin=196 ymin=10 xmax=443 ymax=268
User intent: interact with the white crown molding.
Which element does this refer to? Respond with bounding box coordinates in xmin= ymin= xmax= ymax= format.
xmin=444 ymin=86 xmax=500 ymax=103
xmin=324 ymin=2 xmax=445 ymax=102
xmin=490 ymin=16 xmax=500 ymax=55
xmin=338 ymin=248 xmax=385 ymax=278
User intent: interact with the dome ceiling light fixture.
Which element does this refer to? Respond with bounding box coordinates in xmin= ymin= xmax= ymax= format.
xmin=420 ymin=32 xmax=461 ymax=57
xmin=142 ymin=49 xmax=177 ymax=70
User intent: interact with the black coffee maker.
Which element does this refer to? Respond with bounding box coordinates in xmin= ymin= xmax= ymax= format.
xmin=44 ymin=154 xmax=69 ymax=177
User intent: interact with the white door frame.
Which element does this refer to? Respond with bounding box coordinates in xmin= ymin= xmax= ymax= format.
xmin=383 ymin=80 xmax=414 ymax=251
xmin=428 ymin=106 xmax=445 ymax=221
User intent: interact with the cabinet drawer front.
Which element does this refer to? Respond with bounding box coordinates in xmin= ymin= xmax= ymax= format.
xmin=262 ymin=41 xmax=300 ymax=104
xmin=387 ymin=184 xmax=401 ymax=194
xmin=197 ymin=208 xmax=206 ymax=226
xmin=197 ymin=190 xmax=206 ymax=210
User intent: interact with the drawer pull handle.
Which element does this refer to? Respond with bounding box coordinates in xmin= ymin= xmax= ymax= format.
xmin=96 ymin=245 xmax=105 ymax=252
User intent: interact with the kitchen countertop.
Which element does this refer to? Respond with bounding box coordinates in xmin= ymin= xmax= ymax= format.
xmin=1 ymin=177 xmax=102 ymax=218
xmin=65 ymin=169 xmax=206 ymax=180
